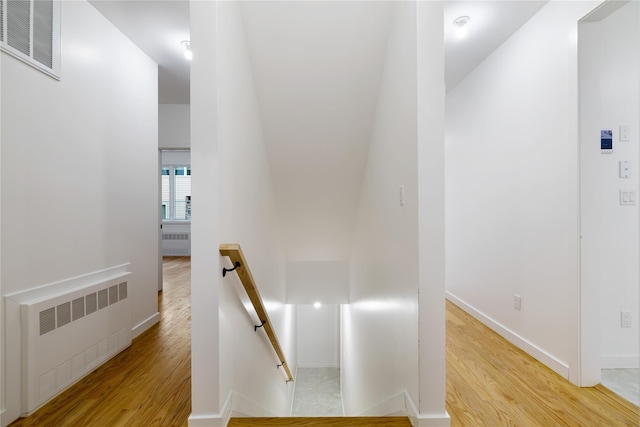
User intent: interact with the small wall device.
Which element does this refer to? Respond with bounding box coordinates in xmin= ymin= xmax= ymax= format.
xmin=601 ymin=129 xmax=613 ymax=153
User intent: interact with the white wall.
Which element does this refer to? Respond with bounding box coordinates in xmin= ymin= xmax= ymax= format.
xmin=1 ymin=0 xmax=159 ymax=424
xmin=190 ymin=1 xmax=294 ymax=424
xmin=159 ymin=104 xmax=190 ymax=149
xmin=344 ymin=2 xmax=445 ymax=420
xmin=286 ymin=262 xmax=349 ymax=304
xmin=579 ymin=1 xmax=640 ymax=375
xmin=296 ymin=304 xmax=339 ymax=368
xmin=446 ymin=1 xmax=599 ymax=385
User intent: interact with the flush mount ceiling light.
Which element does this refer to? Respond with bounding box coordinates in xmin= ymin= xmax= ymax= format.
xmin=453 ymin=16 xmax=470 ymax=39
xmin=182 ymin=40 xmax=192 ymax=60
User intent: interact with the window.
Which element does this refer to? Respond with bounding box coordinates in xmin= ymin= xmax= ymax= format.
xmin=1 ymin=0 xmax=61 ymax=79
xmin=162 ymin=165 xmax=191 ymax=221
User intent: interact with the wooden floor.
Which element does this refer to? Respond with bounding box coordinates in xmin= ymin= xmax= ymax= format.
xmin=228 ymin=418 xmax=412 ymax=426
xmin=9 ymin=256 xmax=639 ymax=426
xmin=446 ymin=302 xmax=639 ymax=426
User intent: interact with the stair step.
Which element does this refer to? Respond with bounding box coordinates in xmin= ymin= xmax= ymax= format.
xmin=228 ymin=417 xmax=412 ymax=426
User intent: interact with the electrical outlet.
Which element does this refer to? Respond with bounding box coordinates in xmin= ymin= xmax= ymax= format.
xmin=621 ymin=311 xmax=631 ymax=328
xmin=514 ymin=294 xmax=522 ymax=311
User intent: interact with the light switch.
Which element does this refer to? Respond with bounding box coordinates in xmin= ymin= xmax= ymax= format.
xmin=620 ymin=190 xmax=637 ymax=206
xmin=620 ymin=125 xmax=630 ymax=142
xmin=620 ymin=160 xmax=631 ymax=178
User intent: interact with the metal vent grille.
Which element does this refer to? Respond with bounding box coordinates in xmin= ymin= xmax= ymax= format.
xmin=108 ymin=285 xmax=118 ymax=305
xmin=1 ymin=0 xmax=59 ymax=77
xmin=33 ymin=0 xmax=53 ymax=68
xmin=36 ymin=282 xmax=128 ymax=336
xmin=72 ymin=297 xmax=85 ymax=321
xmin=7 ymin=0 xmax=30 ymax=56
xmin=86 ymin=293 xmax=97 ymax=315
xmin=97 ymin=289 xmax=108 ymax=310
xmin=162 ymin=233 xmax=190 ymax=240
xmin=39 ymin=307 xmax=56 ymax=335
xmin=56 ymin=302 xmax=71 ymax=327
xmin=1 ymin=0 xmax=4 ymax=43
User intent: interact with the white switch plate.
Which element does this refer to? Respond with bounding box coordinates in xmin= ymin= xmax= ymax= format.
xmin=620 ymin=125 xmax=630 ymax=142
xmin=514 ymin=294 xmax=522 ymax=311
xmin=620 ymin=190 xmax=637 ymax=206
xmin=621 ymin=311 xmax=631 ymax=328
xmin=619 ymin=160 xmax=631 ymax=178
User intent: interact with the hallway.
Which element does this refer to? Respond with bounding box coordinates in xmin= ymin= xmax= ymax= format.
xmin=8 ymin=257 xmax=638 ymax=426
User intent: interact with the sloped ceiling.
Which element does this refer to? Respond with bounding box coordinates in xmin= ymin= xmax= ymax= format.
xmin=241 ymin=1 xmax=394 ymax=261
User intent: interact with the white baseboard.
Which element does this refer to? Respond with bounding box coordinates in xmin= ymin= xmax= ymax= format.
xmin=601 ymin=356 xmax=640 ymax=369
xmin=187 ymin=413 xmax=224 ymax=427
xmin=132 ymin=312 xmax=160 ymax=339
xmin=415 ymin=413 xmax=451 ymax=427
xmin=446 ymin=291 xmax=570 ymax=379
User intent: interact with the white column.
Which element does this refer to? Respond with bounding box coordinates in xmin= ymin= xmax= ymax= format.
xmin=189 ymin=1 xmax=222 ymax=425
xmin=417 ymin=2 xmax=449 ymax=426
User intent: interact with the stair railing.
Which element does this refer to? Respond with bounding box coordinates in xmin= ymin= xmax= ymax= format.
xmin=219 ymin=243 xmax=294 ymax=382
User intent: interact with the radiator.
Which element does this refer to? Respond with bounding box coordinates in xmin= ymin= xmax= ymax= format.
xmin=5 ymin=266 xmax=132 ymax=415
xmin=162 ymin=231 xmax=191 ymax=256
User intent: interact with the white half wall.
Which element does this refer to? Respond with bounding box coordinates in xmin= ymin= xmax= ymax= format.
xmin=579 ymin=1 xmax=640 ymax=377
xmin=445 ymin=1 xmax=600 ymax=386
xmin=190 ymin=1 xmax=294 ymax=424
xmin=344 ymin=1 xmax=422 ymax=417
xmin=1 ymin=0 xmax=159 ymax=424
xmin=159 ymin=104 xmax=190 ymax=149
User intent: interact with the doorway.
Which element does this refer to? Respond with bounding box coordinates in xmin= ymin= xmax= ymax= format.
xmin=578 ymin=0 xmax=640 ymax=404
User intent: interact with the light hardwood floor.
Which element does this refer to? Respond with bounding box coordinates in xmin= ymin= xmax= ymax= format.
xmin=9 ymin=257 xmax=639 ymax=426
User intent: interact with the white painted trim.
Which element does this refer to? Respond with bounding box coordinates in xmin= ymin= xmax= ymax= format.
xmin=187 ymin=413 xmax=224 ymax=427
xmin=416 ymin=412 xmax=451 ymax=427
xmin=446 ymin=291 xmax=570 ymax=379
xmin=601 ymin=356 xmax=640 ymax=369
xmin=132 ymin=312 xmax=160 ymax=339
xmin=221 ymin=392 xmax=232 ymax=427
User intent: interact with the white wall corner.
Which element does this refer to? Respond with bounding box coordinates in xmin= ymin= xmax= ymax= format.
xmin=446 ymin=292 xmax=570 ymax=379
xmin=132 ymin=312 xmax=161 ymax=339
xmin=404 ymin=392 xmax=450 ymax=427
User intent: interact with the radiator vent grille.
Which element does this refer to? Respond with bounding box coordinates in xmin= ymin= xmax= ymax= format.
xmin=56 ymin=302 xmax=71 ymax=328
xmin=162 ymin=233 xmax=190 ymax=241
xmin=72 ymin=297 xmax=85 ymax=321
xmin=97 ymin=289 xmax=108 ymax=310
xmin=38 ymin=282 xmax=128 ymax=336
xmin=119 ymin=282 xmax=127 ymax=301
xmin=39 ymin=307 xmax=56 ymax=336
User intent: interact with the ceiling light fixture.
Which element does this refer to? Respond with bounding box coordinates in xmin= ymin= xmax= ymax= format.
xmin=314 ymin=302 xmax=322 ymax=309
xmin=453 ymin=16 xmax=470 ymax=39
xmin=182 ymin=40 xmax=192 ymax=60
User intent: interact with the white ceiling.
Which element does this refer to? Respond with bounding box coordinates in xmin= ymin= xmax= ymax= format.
xmin=89 ymin=0 xmax=547 ymax=260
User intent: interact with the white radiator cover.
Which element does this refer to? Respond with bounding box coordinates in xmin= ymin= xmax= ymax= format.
xmin=5 ymin=265 xmax=132 ymax=415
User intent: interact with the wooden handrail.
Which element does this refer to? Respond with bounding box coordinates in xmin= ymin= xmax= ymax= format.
xmin=219 ymin=243 xmax=294 ymax=382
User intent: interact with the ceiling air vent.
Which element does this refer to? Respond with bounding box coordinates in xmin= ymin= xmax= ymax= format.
xmin=1 ymin=0 xmax=60 ymax=78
